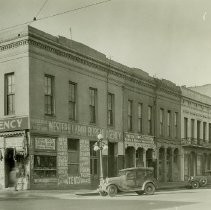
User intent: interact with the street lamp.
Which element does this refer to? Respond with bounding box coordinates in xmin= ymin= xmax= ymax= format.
xmin=94 ymin=134 xmax=108 ymax=183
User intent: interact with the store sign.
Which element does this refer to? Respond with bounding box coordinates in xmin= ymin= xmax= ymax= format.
xmin=35 ymin=137 xmax=56 ymax=150
xmin=0 ymin=117 xmax=28 ymax=132
xmin=31 ymin=118 xmax=122 ymax=142
xmin=124 ymin=133 xmax=155 ymax=149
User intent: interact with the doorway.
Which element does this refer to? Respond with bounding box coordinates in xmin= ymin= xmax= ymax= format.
xmin=5 ymin=148 xmax=16 ymax=188
xmin=108 ymin=142 xmax=117 ymax=177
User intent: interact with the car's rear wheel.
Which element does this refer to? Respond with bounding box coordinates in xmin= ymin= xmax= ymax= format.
xmin=136 ymin=190 xmax=144 ymax=195
xmin=107 ymin=185 xmax=117 ymax=197
xmin=199 ymin=177 xmax=207 ymax=187
xmin=99 ymin=190 xmax=107 ymax=196
xmin=191 ymin=181 xmax=200 ymax=189
xmin=144 ymin=183 xmax=155 ymax=195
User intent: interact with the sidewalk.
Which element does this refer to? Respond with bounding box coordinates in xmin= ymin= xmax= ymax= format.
xmin=0 ymin=181 xmax=188 ymax=197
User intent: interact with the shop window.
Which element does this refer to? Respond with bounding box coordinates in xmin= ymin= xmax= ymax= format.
xmin=68 ymin=139 xmax=79 ymax=176
xmin=90 ymin=141 xmax=98 ymax=176
xmin=34 ymin=155 xmax=57 ymax=178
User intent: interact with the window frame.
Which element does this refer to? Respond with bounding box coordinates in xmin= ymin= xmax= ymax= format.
xmin=68 ymin=81 xmax=77 ymax=121
xmin=5 ymin=73 xmax=15 ymax=115
xmin=137 ymin=103 xmax=143 ymax=133
xmin=89 ymin=87 xmax=97 ymax=124
xmin=44 ymin=74 xmax=55 ymax=116
xmin=128 ymin=100 xmax=133 ymax=131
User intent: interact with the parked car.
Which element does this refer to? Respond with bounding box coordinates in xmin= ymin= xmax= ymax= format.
xmin=188 ymin=170 xmax=211 ymax=189
xmin=98 ymin=167 xmax=157 ymax=197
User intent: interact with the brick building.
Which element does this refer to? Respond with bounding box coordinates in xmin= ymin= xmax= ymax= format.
xmin=0 ymin=26 xmax=182 ymax=190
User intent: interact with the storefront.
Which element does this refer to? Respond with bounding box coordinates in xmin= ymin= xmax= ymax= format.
xmin=124 ymin=132 xmax=156 ymax=170
xmin=30 ymin=118 xmax=123 ymax=189
xmin=0 ymin=116 xmax=29 ymax=190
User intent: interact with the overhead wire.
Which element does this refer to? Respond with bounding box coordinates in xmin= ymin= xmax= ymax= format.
xmin=0 ymin=0 xmax=112 ymax=33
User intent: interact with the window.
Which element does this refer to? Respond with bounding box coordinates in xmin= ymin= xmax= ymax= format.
xmin=203 ymin=122 xmax=207 ymax=141
xmin=44 ymin=75 xmax=54 ymax=115
xmin=167 ymin=110 xmax=171 ymax=137
xmin=5 ymin=73 xmax=15 ymax=115
xmin=69 ymin=82 xmax=77 ymax=120
xmin=108 ymin=93 xmax=114 ymax=126
xmin=89 ymin=88 xmax=97 ymax=123
xmin=90 ymin=141 xmax=98 ymax=176
xmin=128 ymin=100 xmax=133 ymax=131
xmin=68 ymin=139 xmax=80 ymax=176
xmin=209 ymin=123 xmax=211 ymax=143
xmin=191 ymin=119 xmax=195 ymax=139
xmin=138 ymin=103 xmax=143 ymax=133
xmin=184 ymin=117 xmax=188 ymax=139
xmin=197 ymin=120 xmax=201 ymax=140
xmin=160 ymin=108 xmax=164 ymax=136
xmin=148 ymin=106 xmax=152 ymax=135
xmin=34 ymin=155 xmax=57 ymax=178
xmin=174 ymin=112 xmax=178 ymax=138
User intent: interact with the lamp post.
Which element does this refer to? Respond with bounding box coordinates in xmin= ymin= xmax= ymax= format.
xmin=94 ymin=134 xmax=108 ymax=183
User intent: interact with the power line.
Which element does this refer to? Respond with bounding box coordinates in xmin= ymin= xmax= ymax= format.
xmin=34 ymin=0 xmax=49 ymax=19
xmin=0 ymin=0 xmax=112 ymax=33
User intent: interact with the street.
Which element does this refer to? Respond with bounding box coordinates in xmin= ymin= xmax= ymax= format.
xmin=0 ymin=188 xmax=211 ymax=210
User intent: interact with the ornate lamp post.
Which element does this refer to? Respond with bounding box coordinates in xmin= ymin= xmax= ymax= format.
xmin=94 ymin=134 xmax=108 ymax=183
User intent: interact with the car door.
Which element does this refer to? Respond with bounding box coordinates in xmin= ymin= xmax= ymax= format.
xmin=136 ymin=169 xmax=145 ymax=187
xmin=125 ymin=171 xmax=136 ymax=189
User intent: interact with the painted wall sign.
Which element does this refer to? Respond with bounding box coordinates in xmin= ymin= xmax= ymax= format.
xmin=35 ymin=137 xmax=56 ymax=150
xmin=0 ymin=117 xmax=28 ymax=132
xmin=31 ymin=118 xmax=122 ymax=142
xmin=124 ymin=132 xmax=155 ymax=149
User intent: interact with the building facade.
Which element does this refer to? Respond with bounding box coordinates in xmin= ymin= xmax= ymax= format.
xmin=154 ymin=79 xmax=181 ymax=182
xmin=180 ymin=87 xmax=211 ymax=181
xmin=0 ymin=26 xmax=183 ymax=190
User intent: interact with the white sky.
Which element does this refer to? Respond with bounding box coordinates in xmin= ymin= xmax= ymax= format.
xmin=1 ymin=0 xmax=211 ymax=86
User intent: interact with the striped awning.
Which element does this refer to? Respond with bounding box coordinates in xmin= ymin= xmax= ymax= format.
xmin=0 ymin=130 xmax=25 ymax=137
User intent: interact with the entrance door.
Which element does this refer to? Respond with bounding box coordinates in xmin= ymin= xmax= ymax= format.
xmin=108 ymin=142 xmax=117 ymax=177
xmin=5 ymin=148 xmax=16 ymax=188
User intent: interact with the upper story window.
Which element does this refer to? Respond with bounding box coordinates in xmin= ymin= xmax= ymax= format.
xmin=160 ymin=108 xmax=164 ymax=136
xmin=138 ymin=103 xmax=143 ymax=133
xmin=69 ymin=82 xmax=77 ymax=121
xmin=44 ymin=75 xmax=55 ymax=116
xmin=184 ymin=117 xmax=188 ymax=139
xmin=167 ymin=110 xmax=171 ymax=137
xmin=128 ymin=100 xmax=133 ymax=131
xmin=203 ymin=122 xmax=207 ymax=141
xmin=174 ymin=112 xmax=178 ymax=138
xmin=191 ymin=119 xmax=195 ymax=139
xmin=5 ymin=73 xmax=15 ymax=115
xmin=89 ymin=88 xmax=97 ymax=124
xmin=108 ymin=93 xmax=114 ymax=126
xmin=148 ymin=106 xmax=152 ymax=135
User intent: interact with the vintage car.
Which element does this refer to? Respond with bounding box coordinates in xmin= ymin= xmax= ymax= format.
xmin=98 ymin=167 xmax=157 ymax=197
xmin=188 ymin=170 xmax=211 ymax=189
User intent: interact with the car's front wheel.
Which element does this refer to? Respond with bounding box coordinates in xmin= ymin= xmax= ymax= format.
xmin=107 ymin=185 xmax=117 ymax=197
xmin=136 ymin=190 xmax=144 ymax=195
xmin=191 ymin=181 xmax=200 ymax=189
xmin=144 ymin=183 xmax=155 ymax=195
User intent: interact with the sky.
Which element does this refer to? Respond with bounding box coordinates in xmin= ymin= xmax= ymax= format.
xmin=1 ymin=0 xmax=211 ymax=87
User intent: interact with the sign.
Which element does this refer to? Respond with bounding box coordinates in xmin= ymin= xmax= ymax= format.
xmin=31 ymin=118 xmax=122 ymax=142
xmin=124 ymin=132 xmax=155 ymax=149
xmin=0 ymin=117 xmax=28 ymax=132
xmin=35 ymin=137 xmax=56 ymax=150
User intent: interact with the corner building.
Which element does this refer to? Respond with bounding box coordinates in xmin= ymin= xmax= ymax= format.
xmin=0 ymin=26 xmax=182 ymax=190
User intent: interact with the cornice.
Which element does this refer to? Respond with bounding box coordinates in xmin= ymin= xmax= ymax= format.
xmin=0 ymin=39 xmax=29 ymax=52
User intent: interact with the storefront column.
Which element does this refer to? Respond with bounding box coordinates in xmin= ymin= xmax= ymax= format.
xmin=156 ymin=148 xmax=160 ymax=181
xmin=143 ymin=149 xmax=146 ymax=167
xmin=180 ymin=149 xmax=185 ymax=181
xmin=170 ymin=148 xmax=174 ymax=182
xmin=164 ymin=147 xmax=167 ymax=182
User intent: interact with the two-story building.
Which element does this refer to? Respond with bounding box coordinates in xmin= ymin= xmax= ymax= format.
xmin=180 ymin=86 xmax=211 ymax=181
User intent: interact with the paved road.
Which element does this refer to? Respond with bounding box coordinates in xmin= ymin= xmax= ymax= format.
xmin=0 ymin=188 xmax=211 ymax=210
